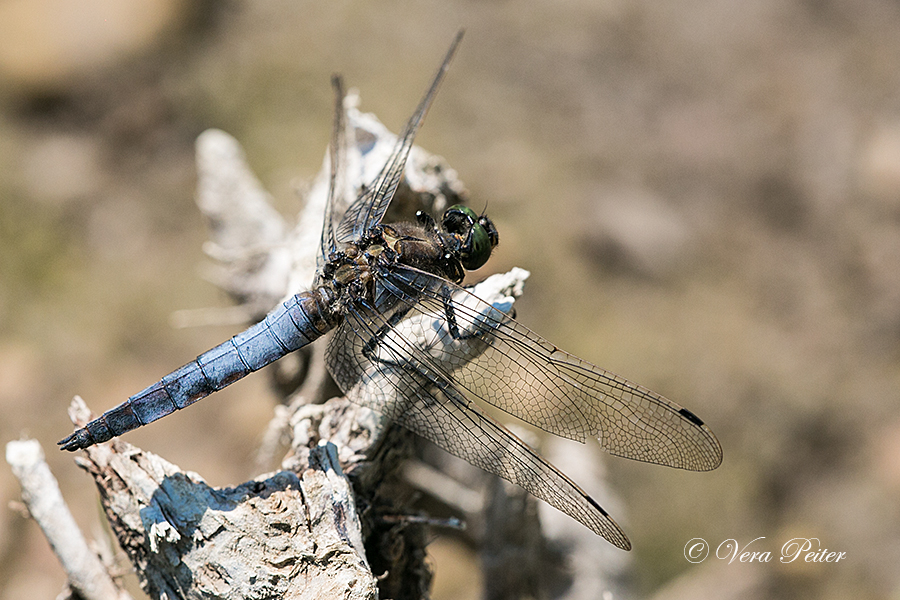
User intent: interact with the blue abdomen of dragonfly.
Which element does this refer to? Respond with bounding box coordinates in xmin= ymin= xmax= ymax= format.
xmin=57 ymin=288 xmax=339 ymax=451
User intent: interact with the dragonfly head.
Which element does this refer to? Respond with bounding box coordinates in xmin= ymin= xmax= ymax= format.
xmin=441 ymin=205 xmax=499 ymax=271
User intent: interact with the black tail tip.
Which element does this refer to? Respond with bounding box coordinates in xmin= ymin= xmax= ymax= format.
xmin=57 ymin=429 xmax=92 ymax=452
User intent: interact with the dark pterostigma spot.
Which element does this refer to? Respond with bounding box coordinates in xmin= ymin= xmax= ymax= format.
xmin=678 ymin=408 xmax=705 ymax=427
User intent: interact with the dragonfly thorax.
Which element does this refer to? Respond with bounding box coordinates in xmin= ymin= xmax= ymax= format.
xmin=387 ymin=205 xmax=501 ymax=284
xmin=319 ymin=234 xmax=393 ymax=307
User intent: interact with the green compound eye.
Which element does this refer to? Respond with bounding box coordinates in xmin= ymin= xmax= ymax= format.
xmin=442 ymin=205 xmax=498 ymax=270
xmin=464 ymin=220 xmax=492 ymax=269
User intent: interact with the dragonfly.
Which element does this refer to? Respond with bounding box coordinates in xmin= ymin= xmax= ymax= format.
xmin=59 ymin=31 xmax=722 ymax=550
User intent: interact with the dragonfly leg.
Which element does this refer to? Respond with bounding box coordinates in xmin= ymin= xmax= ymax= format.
xmin=360 ymin=303 xmax=416 ymax=370
xmin=439 ymin=286 xmax=506 ymax=342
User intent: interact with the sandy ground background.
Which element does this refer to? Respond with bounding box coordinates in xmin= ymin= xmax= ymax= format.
xmin=2 ymin=1 xmax=900 ymax=599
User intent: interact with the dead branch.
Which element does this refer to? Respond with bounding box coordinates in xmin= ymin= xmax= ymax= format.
xmin=66 ymin=396 xmax=377 ymax=600
xmin=5 ymin=438 xmax=133 ymax=600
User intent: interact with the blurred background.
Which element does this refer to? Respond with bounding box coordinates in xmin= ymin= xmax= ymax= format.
xmin=1 ymin=1 xmax=899 ymax=599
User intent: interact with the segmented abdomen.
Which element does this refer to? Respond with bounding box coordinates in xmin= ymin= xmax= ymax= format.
xmin=58 ymin=287 xmax=339 ymax=451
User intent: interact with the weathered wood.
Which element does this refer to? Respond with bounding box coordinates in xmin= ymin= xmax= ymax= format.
xmin=68 ymin=396 xmax=378 ymax=600
xmin=6 ymin=438 xmax=133 ymax=600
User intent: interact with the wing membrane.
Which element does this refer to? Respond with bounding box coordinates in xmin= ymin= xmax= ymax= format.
xmin=376 ymin=266 xmax=723 ymax=471
xmin=326 ymin=302 xmax=631 ymax=550
xmin=318 ymin=75 xmax=349 ymax=269
xmin=335 ymin=30 xmax=463 ymax=244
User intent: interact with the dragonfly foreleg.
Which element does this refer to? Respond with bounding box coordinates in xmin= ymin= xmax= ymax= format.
xmin=440 ymin=286 xmax=504 ymax=342
xmin=360 ymin=302 xmax=417 ymax=370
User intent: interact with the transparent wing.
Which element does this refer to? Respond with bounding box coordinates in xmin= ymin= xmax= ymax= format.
xmin=372 ymin=265 xmax=723 ymax=471
xmin=335 ymin=30 xmax=463 ymax=244
xmin=326 ymin=299 xmax=632 ymax=550
xmin=318 ymin=75 xmax=349 ymax=270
